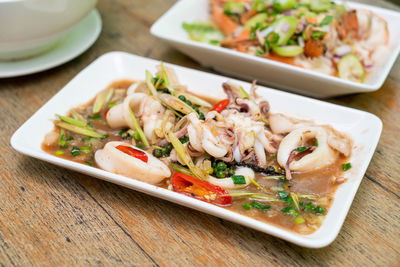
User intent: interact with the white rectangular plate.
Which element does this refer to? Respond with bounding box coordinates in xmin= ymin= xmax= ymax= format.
xmin=150 ymin=0 xmax=400 ymax=98
xmin=11 ymin=52 xmax=382 ymax=248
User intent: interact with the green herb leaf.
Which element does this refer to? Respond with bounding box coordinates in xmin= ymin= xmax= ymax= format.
xmin=108 ymin=103 xmax=118 ymax=109
xmin=85 ymin=161 xmax=94 ymax=166
xmin=342 ymin=162 xmax=352 ymax=171
xmin=311 ymin=31 xmax=326 ymax=40
xmin=71 ymin=147 xmax=80 ymax=156
xmin=297 ymin=146 xmax=307 ymax=152
xmin=242 ymin=202 xmax=251 ymax=210
xmin=314 ymin=206 xmax=326 ymax=214
xmin=266 ymin=32 xmax=280 ymax=45
xmin=278 ymin=191 xmax=290 ymax=200
xmin=87 ymin=114 xmax=101 ymax=120
xmin=319 ymin=15 xmax=333 ymax=26
xmin=179 ymin=136 xmax=189 ymax=144
xmin=231 ymin=175 xmax=246 ymax=185
xmin=250 ymin=201 xmax=270 ymax=211
xmin=256 ymin=49 xmax=264 ymax=56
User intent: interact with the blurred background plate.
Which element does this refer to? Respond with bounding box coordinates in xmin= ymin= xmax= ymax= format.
xmin=0 ymin=9 xmax=101 ymax=78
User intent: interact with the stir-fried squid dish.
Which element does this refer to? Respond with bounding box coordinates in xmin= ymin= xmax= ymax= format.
xmin=43 ymin=64 xmax=353 ymax=234
xmin=183 ymin=0 xmax=389 ymax=83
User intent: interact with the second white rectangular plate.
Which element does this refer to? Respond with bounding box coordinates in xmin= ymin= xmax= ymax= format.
xmin=11 ymin=52 xmax=382 ymax=248
xmin=150 ymin=0 xmax=400 ymax=98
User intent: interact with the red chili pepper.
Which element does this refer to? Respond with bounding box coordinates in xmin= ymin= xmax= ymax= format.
xmin=171 ymin=172 xmax=232 ymax=206
xmin=104 ymin=108 xmax=110 ymax=117
xmin=116 ymin=145 xmax=148 ymax=163
xmin=211 ymin=99 xmax=230 ymax=113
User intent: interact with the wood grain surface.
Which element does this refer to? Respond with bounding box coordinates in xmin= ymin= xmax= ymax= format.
xmin=1 ymin=0 xmax=399 ymax=266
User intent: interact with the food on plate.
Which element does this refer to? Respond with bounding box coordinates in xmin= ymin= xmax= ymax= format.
xmin=42 ymin=63 xmax=353 ymax=234
xmin=182 ymin=0 xmax=389 ymax=83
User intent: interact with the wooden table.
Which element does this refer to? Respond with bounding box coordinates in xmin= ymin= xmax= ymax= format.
xmin=1 ymin=0 xmax=399 ymax=265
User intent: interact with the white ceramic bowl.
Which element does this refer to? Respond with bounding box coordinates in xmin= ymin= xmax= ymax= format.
xmin=0 ymin=0 xmax=97 ymax=60
xmin=150 ymin=0 xmax=400 ymax=98
xmin=11 ymin=52 xmax=382 ymax=248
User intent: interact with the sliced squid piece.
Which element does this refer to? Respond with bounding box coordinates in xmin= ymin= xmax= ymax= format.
xmin=277 ymin=127 xmax=337 ymax=172
xmin=95 ymin=141 xmax=170 ymax=184
xmin=202 ymin=127 xmax=228 ymax=158
xmin=269 ymin=113 xmax=312 ymax=134
xmin=206 ymin=167 xmax=254 ymax=189
xmin=106 ymin=93 xmax=146 ymax=129
xmin=327 ymin=132 xmax=352 ymax=157
xmin=127 ymin=80 xmax=147 ymax=95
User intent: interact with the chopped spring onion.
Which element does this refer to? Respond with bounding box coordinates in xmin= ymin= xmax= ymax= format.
xmin=231 ymin=175 xmax=246 ymax=185
xmin=71 ymin=146 xmax=80 ymax=156
xmin=315 ymin=138 xmax=319 ymax=147
xmin=128 ymin=106 xmax=150 ymax=148
xmin=55 ymin=150 xmax=65 ymax=155
xmin=108 ymin=103 xmax=118 ymax=109
xmin=294 ymin=216 xmax=305 ymax=224
xmin=297 ymin=146 xmax=307 ymax=152
xmin=168 ymin=131 xmax=206 ymax=180
xmin=278 ymin=191 xmax=290 ymax=200
xmin=342 ymin=162 xmax=352 ymax=171
xmin=250 ymin=201 xmax=270 ymax=211
xmin=55 ymin=121 xmax=104 ymax=138
xmin=85 ymin=161 xmax=94 ymax=166
xmin=56 ymin=115 xmax=87 ymax=128
xmin=281 ymin=206 xmax=299 ymax=217
xmin=242 ymin=202 xmax=251 ymax=210
xmin=87 ymin=114 xmax=101 ymax=120
xmin=58 ymin=129 xmax=67 ymax=148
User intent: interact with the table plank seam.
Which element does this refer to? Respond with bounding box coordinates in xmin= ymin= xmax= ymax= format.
xmin=365 ymin=174 xmax=400 ymax=200
xmin=73 ymin=178 xmax=160 ymax=267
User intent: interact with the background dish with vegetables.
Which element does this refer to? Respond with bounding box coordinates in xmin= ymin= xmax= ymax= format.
xmin=183 ymin=0 xmax=389 ymax=83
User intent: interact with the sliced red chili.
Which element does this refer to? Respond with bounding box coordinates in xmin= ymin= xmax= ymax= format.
xmin=211 ymin=99 xmax=230 ymax=113
xmin=171 ymin=172 xmax=232 ymax=206
xmin=116 ymin=145 xmax=148 ymax=163
xmin=104 ymin=108 xmax=110 ymax=117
